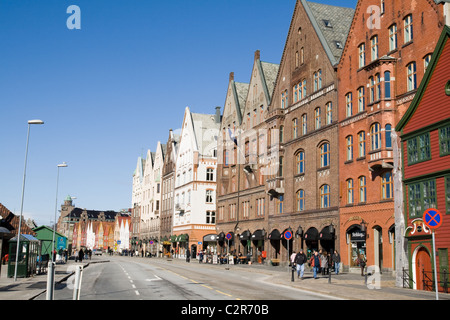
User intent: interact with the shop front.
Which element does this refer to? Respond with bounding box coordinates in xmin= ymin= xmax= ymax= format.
xmin=251 ymin=229 xmax=265 ymax=263
xmin=347 ymin=225 xmax=366 ymax=269
xmin=304 ymin=227 xmax=319 ymax=258
xmin=268 ymin=229 xmax=281 ymax=260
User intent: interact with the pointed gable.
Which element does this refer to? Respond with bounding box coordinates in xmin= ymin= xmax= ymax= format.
xmin=222 ymin=72 xmax=248 ymax=127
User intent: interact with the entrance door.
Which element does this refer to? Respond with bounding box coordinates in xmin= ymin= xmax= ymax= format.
xmin=416 ymin=247 xmax=432 ymax=291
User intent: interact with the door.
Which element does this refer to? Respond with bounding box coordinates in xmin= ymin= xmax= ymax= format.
xmin=416 ymin=247 xmax=432 ymax=291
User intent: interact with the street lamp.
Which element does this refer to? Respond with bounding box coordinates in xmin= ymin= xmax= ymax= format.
xmin=14 ymin=119 xmax=44 ymax=281
xmin=47 ymin=162 xmax=68 ymax=300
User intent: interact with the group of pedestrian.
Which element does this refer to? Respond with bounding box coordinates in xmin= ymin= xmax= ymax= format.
xmin=291 ymin=249 xmax=341 ymax=279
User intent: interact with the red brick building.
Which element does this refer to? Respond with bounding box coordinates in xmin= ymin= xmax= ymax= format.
xmin=337 ymin=0 xmax=447 ymax=273
xmin=396 ymin=26 xmax=450 ymax=292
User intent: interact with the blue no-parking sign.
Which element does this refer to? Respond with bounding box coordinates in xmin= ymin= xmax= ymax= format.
xmin=423 ymin=208 xmax=443 ymax=229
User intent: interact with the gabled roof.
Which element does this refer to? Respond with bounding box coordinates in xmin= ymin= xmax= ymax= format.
xmin=259 ymin=60 xmax=280 ymax=104
xmin=396 ymin=25 xmax=450 ymax=133
xmin=303 ymin=0 xmax=354 ymax=66
xmin=191 ymin=111 xmax=220 ymax=156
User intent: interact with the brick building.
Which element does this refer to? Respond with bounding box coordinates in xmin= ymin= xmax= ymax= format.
xmin=396 ymin=26 xmax=450 ymax=291
xmin=268 ymin=0 xmax=353 ymax=263
xmin=337 ymin=0 xmax=448 ymax=273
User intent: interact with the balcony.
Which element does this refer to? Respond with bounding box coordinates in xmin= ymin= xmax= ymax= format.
xmin=368 ymin=149 xmax=394 ymax=171
xmin=266 ymin=177 xmax=285 ymax=198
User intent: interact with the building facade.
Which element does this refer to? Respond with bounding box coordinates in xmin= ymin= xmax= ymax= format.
xmin=173 ymin=107 xmax=220 ymax=258
xmin=396 ymin=26 xmax=450 ymax=291
xmin=269 ymin=0 xmax=353 ymax=264
xmin=337 ymin=0 xmax=447 ymax=273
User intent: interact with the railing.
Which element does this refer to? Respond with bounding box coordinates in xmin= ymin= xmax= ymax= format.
xmin=402 ymin=268 xmax=415 ymax=289
xmin=421 ymin=269 xmax=449 ymax=293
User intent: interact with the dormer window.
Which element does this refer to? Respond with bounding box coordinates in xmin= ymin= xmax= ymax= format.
xmin=323 ymin=20 xmax=332 ymax=28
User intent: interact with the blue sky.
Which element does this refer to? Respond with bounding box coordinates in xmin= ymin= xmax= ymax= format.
xmin=0 ymin=0 xmax=356 ymax=226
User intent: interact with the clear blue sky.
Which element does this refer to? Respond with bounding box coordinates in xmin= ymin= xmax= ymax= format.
xmin=0 ymin=0 xmax=356 ymax=226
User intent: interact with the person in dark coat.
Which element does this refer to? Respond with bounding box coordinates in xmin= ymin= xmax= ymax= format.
xmin=78 ymin=249 xmax=84 ymax=263
xmin=294 ymin=249 xmax=307 ymax=279
xmin=186 ymin=248 xmax=191 ymax=263
xmin=332 ymin=250 xmax=341 ymax=275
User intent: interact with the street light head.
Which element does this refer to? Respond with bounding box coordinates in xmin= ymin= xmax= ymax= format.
xmin=28 ymin=120 xmax=44 ymax=125
xmin=58 ymin=162 xmax=68 ymax=168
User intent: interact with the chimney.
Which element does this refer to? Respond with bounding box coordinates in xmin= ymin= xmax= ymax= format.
xmin=254 ymin=50 xmax=260 ymax=61
xmin=215 ymin=106 xmax=221 ymax=124
xmin=229 ymin=72 xmax=234 ymax=82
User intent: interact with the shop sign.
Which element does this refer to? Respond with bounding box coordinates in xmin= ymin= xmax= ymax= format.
xmin=350 ymin=230 xmax=366 ymax=242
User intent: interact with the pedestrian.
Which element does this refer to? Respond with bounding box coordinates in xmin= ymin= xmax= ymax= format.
xmin=294 ymin=249 xmax=307 ymax=279
xmin=320 ymin=250 xmax=327 ymax=275
xmin=332 ymin=250 xmax=341 ymax=275
xmin=78 ymin=248 xmax=84 ymax=263
xmin=186 ymin=248 xmax=191 ymax=263
xmin=290 ymin=251 xmax=296 ymax=267
xmin=357 ymin=254 xmax=366 ymax=276
xmin=310 ymin=251 xmax=321 ymax=279
xmin=199 ymin=250 xmax=203 ymax=263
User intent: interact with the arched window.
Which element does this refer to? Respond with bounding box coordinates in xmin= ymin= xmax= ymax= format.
xmin=320 ymin=185 xmax=330 ymax=208
xmin=347 ymin=179 xmax=354 ymax=204
xmin=296 ymin=150 xmax=305 ymax=174
xmin=370 ymin=123 xmax=381 ymax=151
xmin=296 ymin=189 xmax=305 ymax=211
xmin=320 ymin=142 xmax=330 ymax=167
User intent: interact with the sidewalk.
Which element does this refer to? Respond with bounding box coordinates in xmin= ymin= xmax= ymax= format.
xmin=0 ymin=257 xmax=106 ymax=300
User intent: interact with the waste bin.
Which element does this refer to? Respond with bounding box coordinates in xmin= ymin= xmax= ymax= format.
xmin=8 ymin=234 xmax=40 ymax=278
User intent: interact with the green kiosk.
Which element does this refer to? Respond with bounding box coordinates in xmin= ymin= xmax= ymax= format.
xmin=8 ymin=234 xmax=40 ymax=278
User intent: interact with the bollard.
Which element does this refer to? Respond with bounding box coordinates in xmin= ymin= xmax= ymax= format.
xmin=46 ymin=261 xmax=55 ymax=300
xmin=73 ymin=265 xmax=83 ymax=300
xmin=328 ymin=271 xmax=331 ymax=284
xmin=291 ymin=265 xmax=295 ymax=282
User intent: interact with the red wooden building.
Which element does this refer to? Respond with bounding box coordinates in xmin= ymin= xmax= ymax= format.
xmin=396 ymin=26 xmax=450 ymax=292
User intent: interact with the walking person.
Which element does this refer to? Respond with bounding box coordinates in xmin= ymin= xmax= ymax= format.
xmin=358 ymin=254 xmax=366 ymax=276
xmin=310 ymin=251 xmax=321 ymax=279
xmin=320 ymin=250 xmax=327 ymax=275
xmin=78 ymin=248 xmax=84 ymax=263
xmin=332 ymin=250 xmax=341 ymax=275
xmin=186 ymin=248 xmax=191 ymax=263
xmin=290 ymin=251 xmax=296 ymax=267
xmin=294 ymin=249 xmax=307 ymax=279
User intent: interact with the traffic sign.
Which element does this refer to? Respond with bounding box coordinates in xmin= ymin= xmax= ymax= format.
xmin=423 ymin=208 xmax=443 ymax=229
xmin=226 ymin=233 xmax=232 ymax=240
xmin=284 ymin=230 xmax=293 ymax=240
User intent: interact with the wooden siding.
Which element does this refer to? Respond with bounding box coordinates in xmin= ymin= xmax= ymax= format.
xmin=403 ymin=40 xmax=450 ymax=135
xmin=403 ymin=129 xmax=450 ymax=180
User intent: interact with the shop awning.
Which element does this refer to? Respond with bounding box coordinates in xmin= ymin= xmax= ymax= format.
xmin=268 ymin=229 xmax=281 ymax=240
xmin=251 ymin=229 xmax=265 ymax=241
xmin=304 ymin=228 xmax=319 ymax=241
xmin=170 ymin=235 xmax=177 ymax=242
xmin=203 ymin=234 xmax=218 ymax=242
xmin=240 ymin=230 xmax=251 ymax=241
xmin=177 ymin=234 xmax=189 ymax=242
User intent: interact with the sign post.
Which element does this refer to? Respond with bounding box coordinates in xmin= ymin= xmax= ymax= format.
xmin=284 ymin=230 xmax=293 ymax=273
xmin=423 ymin=208 xmax=443 ymax=300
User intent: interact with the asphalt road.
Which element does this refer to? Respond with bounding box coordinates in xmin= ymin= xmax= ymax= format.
xmin=35 ymin=256 xmax=338 ymax=300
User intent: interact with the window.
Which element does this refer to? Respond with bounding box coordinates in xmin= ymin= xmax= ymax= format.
xmin=279 ymin=125 xmax=284 ymax=143
xmin=206 ymin=168 xmax=214 ymax=181
xmin=296 ymin=190 xmax=305 ymax=211
xmin=439 ymin=125 xmax=450 ymax=156
xmin=302 ymin=79 xmax=307 ymax=98
xmin=375 ymin=73 xmax=381 ymax=101
xmin=326 ymin=102 xmax=332 ymax=125
xmin=371 ymin=36 xmax=378 ymax=61
xmin=384 ymin=71 xmax=391 ymax=99
xmin=281 ymin=90 xmax=288 ymax=109
xmin=278 ymin=156 xmax=283 ymax=177
xmin=358 ymin=87 xmax=365 ymax=112
xmin=301 ymin=114 xmax=307 ymax=135
xmin=369 ymin=76 xmax=375 ymax=103
xmin=381 ymin=172 xmax=393 ymax=200
xmin=300 ymin=47 xmax=304 ymax=64
xmin=407 ymin=133 xmax=431 ymax=164
xmin=346 ymin=92 xmax=353 ymax=117
xmin=359 ymin=176 xmax=367 ymax=203
xmin=404 ymin=14 xmax=413 ymax=43
xmin=296 ymin=150 xmax=305 ymax=174
xmin=389 ymin=24 xmax=397 ymax=51
xmin=315 ymin=107 xmax=321 ymax=130
xmin=407 ymin=62 xmax=417 ymax=91
xmin=347 ymin=179 xmax=354 ymax=204
xmin=358 ymin=43 xmax=365 ymax=68
xmin=370 ymin=123 xmax=381 ymax=151
xmin=293 ymin=83 xmax=300 ymax=103
xmin=224 ymin=150 xmax=229 ymax=166
xmin=320 ymin=185 xmax=330 ymax=208
xmin=206 ymin=190 xmax=214 ymax=203
xmin=206 ymin=211 xmax=216 ymax=224
xmin=256 ymin=198 xmax=265 ymax=216
xmin=320 ymin=142 xmax=330 ymax=167
xmin=346 ymin=135 xmax=353 ymax=161
xmin=446 ymin=177 xmax=450 ymax=214
xmin=292 ymin=118 xmax=298 ymax=139
xmin=295 ymin=51 xmax=299 ymax=68
xmin=408 ymin=179 xmax=436 ymax=218
xmin=424 ymin=54 xmax=432 ymax=71
xmin=385 ymin=124 xmax=392 ymax=148
xmin=277 ymin=195 xmax=284 ymax=214
xmin=358 ymin=131 xmax=366 ymax=158
xmin=314 ymin=70 xmax=322 ymax=91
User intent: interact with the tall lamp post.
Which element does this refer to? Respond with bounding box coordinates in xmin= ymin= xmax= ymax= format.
xmin=47 ymin=162 xmax=68 ymax=300
xmin=14 ymin=119 xmax=44 ymax=281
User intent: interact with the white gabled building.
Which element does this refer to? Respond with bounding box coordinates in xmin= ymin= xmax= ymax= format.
xmin=132 ymin=142 xmax=166 ymax=256
xmin=173 ymin=106 xmax=221 ymax=258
